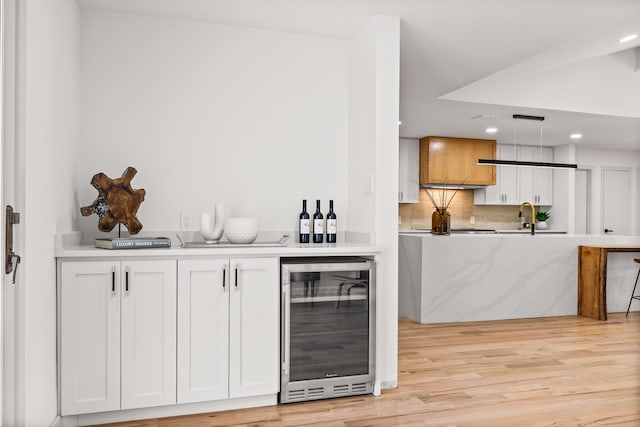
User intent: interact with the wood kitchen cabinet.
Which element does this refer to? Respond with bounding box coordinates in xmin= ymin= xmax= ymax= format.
xmin=177 ymin=257 xmax=279 ymax=404
xmin=60 ymin=260 xmax=177 ymax=415
xmin=399 ymin=139 xmax=419 ymax=203
xmin=420 ymin=136 xmax=496 ymax=186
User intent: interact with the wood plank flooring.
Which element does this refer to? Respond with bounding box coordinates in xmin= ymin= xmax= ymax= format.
xmin=95 ymin=313 xmax=640 ymax=427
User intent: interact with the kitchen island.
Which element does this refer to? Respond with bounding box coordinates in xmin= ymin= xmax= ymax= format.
xmin=399 ymin=232 xmax=640 ymax=323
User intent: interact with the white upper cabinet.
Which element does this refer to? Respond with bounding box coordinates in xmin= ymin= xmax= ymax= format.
xmin=475 ymin=144 xmax=553 ymax=206
xmin=399 ymin=139 xmax=419 ymax=203
xmin=518 ymin=146 xmax=553 ymax=205
xmin=474 ymin=144 xmax=517 ymax=205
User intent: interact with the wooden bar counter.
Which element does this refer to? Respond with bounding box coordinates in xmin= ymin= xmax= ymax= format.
xmin=578 ymin=245 xmax=640 ymax=320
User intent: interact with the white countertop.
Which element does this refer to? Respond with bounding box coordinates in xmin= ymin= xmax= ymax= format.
xmin=399 ymin=229 xmax=568 ymax=235
xmin=55 ymin=232 xmax=380 ymax=259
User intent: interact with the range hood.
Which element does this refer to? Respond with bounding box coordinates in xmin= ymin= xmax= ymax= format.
xmin=420 ymin=183 xmax=486 ymax=189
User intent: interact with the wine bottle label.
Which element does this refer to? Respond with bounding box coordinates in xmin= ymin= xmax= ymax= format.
xmin=314 ymin=219 xmax=324 ymax=234
xmin=300 ymin=219 xmax=310 ymax=233
xmin=327 ymin=219 xmax=337 ymax=234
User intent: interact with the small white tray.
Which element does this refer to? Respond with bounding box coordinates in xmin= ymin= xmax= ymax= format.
xmin=177 ymin=234 xmax=289 ymax=248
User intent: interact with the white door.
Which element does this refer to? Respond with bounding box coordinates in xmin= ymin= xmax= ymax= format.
xmin=60 ymin=261 xmax=121 ymax=415
xmin=602 ymin=168 xmax=631 ymax=235
xmin=575 ymin=169 xmax=591 ymax=234
xmin=177 ymin=259 xmax=229 ymax=403
xmin=2 ymin=1 xmax=22 ymax=423
xmin=228 ymin=258 xmax=279 ymax=398
xmin=121 ymin=260 xmax=177 ymax=410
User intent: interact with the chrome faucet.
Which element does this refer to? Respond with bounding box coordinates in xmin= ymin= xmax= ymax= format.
xmin=519 ymin=201 xmax=536 ymax=235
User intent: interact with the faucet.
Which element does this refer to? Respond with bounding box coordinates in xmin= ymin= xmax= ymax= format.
xmin=519 ymin=201 xmax=536 ymax=235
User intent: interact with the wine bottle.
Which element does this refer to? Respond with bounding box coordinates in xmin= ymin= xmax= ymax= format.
xmin=313 ymin=199 xmax=324 ymax=243
xmin=299 ymin=200 xmax=310 ymax=243
xmin=326 ymin=200 xmax=337 ymax=243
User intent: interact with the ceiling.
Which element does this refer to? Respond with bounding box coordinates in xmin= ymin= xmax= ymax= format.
xmin=79 ymin=0 xmax=640 ymax=150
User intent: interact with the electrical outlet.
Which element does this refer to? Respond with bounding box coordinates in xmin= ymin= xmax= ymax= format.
xmin=470 ymin=216 xmax=476 ymax=225
xmin=180 ymin=211 xmax=198 ymax=231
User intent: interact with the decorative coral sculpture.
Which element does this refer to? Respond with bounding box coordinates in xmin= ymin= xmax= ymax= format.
xmin=80 ymin=166 xmax=146 ymax=234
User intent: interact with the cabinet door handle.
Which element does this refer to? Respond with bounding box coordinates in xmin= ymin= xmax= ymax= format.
xmin=125 ymin=268 xmax=130 ymax=293
xmin=222 ymin=264 xmax=226 ymax=291
xmin=111 ymin=267 xmax=116 ymax=295
xmin=234 ymin=264 xmax=239 ymax=289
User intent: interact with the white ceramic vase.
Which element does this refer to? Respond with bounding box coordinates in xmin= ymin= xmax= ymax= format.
xmin=200 ymin=203 xmax=224 ymax=243
xmin=536 ymin=221 xmax=548 ymax=230
xmin=225 ymin=217 xmax=259 ymax=244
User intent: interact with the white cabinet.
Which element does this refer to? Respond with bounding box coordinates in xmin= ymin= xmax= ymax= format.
xmin=518 ymin=146 xmax=553 ymax=205
xmin=60 ymin=261 xmax=120 ymax=415
xmin=61 ymin=260 xmax=177 ymax=415
xmin=474 ymin=145 xmax=517 ymax=205
xmin=475 ymin=145 xmax=553 ymax=206
xmin=399 ymin=139 xmax=419 ymax=203
xmin=177 ymin=257 xmax=279 ymax=404
xmin=120 ymin=261 xmax=177 ymax=410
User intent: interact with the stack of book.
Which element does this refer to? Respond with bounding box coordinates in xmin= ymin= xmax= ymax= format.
xmin=95 ymin=236 xmax=171 ymax=250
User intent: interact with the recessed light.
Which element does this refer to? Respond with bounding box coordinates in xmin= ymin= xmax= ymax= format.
xmin=398 ymin=120 xmax=402 ymax=125
xmin=486 ymin=127 xmax=498 ymax=134
xmin=570 ymin=133 xmax=583 ymax=140
xmin=619 ymin=34 xmax=637 ymax=43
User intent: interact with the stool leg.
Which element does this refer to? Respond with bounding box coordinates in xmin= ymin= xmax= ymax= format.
xmin=626 ymin=268 xmax=640 ymax=317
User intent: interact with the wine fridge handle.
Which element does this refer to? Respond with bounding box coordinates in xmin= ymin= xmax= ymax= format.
xmin=282 ymin=282 xmax=290 ymax=376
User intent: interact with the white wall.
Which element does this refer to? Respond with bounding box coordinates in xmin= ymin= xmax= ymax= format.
xmin=348 ymin=15 xmax=400 ymax=389
xmin=20 ymin=0 xmax=80 ymax=425
xmin=576 ymin=147 xmax=640 ymax=235
xmin=79 ymin=10 xmax=348 ymax=234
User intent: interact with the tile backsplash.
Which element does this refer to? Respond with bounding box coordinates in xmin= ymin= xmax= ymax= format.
xmin=398 ymin=189 xmax=535 ymax=230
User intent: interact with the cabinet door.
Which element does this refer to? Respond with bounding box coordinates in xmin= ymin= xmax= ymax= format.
xmin=121 ymin=260 xmax=177 ymax=410
xmin=474 ymin=144 xmax=517 ymax=205
xmin=229 ymin=258 xmax=279 ymax=398
xmin=177 ymin=259 xmax=230 ymax=403
xmin=517 ymin=146 xmax=536 ymax=203
xmin=399 ymin=139 xmax=419 ymax=203
xmin=535 ymin=147 xmax=553 ymax=205
xmin=499 ymin=145 xmax=518 ymax=204
xmin=61 ymin=261 xmax=120 ymax=415
xmin=420 ymin=136 xmax=496 ymax=185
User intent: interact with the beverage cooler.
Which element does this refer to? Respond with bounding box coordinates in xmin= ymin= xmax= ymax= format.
xmin=280 ymin=257 xmax=375 ymax=403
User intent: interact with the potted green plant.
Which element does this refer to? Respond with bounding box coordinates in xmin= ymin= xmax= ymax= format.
xmin=536 ymin=211 xmax=550 ymax=229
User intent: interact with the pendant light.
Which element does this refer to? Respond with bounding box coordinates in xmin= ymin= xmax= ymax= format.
xmin=478 ymin=114 xmax=578 ymax=169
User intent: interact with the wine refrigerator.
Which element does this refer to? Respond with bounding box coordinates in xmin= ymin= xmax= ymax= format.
xmin=280 ymin=257 xmax=375 ymax=403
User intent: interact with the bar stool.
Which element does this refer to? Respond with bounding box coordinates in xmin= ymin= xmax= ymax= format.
xmin=626 ymin=258 xmax=640 ymax=317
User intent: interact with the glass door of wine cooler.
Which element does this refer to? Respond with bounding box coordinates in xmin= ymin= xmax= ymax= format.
xmin=280 ymin=257 xmax=375 ymax=403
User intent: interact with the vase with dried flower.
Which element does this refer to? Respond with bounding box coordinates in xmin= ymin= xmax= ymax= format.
xmin=423 ymin=184 xmax=462 ymax=235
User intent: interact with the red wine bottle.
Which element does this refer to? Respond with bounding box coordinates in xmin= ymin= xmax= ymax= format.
xmin=313 ymin=199 xmax=324 ymax=243
xmin=326 ymin=200 xmax=337 ymax=243
xmin=299 ymin=200 xmax=310 ymax=243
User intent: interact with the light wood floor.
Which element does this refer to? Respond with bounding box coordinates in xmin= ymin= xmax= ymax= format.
xmin=96 ymin=313 xmax=640 ymax=427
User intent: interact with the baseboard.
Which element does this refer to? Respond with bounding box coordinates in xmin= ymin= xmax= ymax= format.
xmin=49 ymin=415 xmax=63 ymax=427
xmin=68 ymin=394 xmax=276 ymax=426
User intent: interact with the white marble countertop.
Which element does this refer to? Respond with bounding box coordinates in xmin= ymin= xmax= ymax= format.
xmin=398 ymin=229 xmax=568 ymax=235
xmin=55 ymin=231 xmax=380 ymax=259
